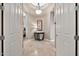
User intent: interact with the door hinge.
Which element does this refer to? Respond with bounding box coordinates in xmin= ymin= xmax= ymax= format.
xmin=75 ymin=5 xmax=79 ymax=10
xmin=0 ymin=36 xmax=5 ymax=40
xmin=0 ymin=5 xmax=4 ymax=10
xmin=74 ymin=36 xmax=79 ymax=40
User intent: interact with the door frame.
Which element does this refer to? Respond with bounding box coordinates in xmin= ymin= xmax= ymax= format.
xmin=0 ymin=3 xmax=4 ymax=56
xmin=75 ymin=3 xmax=78 ymax=56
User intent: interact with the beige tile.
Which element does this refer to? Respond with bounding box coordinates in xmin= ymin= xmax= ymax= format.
xmin=23 ymin=39 xmax=56 ymax=56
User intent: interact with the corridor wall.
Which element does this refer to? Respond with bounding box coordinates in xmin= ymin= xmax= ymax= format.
xmin=50 ymin=12 xmax=55 ymax=44
xmin=4 ymin=3 xmax=23 ymax=56
xmin=42 ymin=4 xmax=54 ymax=40
xmin=23 ymin=13 xmax=30 ymax=39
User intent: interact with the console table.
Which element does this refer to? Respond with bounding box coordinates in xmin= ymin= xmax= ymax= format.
xmin=34 ymin=31 xmax=44 ymax=41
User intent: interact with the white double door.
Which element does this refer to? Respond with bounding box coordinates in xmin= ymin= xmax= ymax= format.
xmin=0 ymin=3 xmax=79 ymax=56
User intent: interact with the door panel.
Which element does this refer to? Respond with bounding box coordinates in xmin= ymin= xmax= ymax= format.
xmin=56 ymin=3 xmax=75 ymax=56
xmin=4 ymin=3 xmax=23 ymax=56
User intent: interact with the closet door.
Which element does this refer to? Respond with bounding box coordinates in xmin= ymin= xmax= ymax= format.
xmin=56 ymin=3 xmax=75 ymax=56
xmin=4 ymin=3 xmax=23 ymax=56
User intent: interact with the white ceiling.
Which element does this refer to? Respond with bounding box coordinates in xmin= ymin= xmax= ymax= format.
xmin=23 ymin=3 xmax=54 ymax=16
xmin=32 ymin=3 xmax=48 ymax=10
xmin=24 ymin=3 xmax=49 ymax=10
xmin=32 ymin=3 xmax=46 ymax=7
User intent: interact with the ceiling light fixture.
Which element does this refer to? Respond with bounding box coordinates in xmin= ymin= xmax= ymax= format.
xmin=35 ymin=3 xmax=42 ymax=15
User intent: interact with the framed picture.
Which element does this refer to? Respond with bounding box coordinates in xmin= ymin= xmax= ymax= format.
xmin=37 ymin=20 xmax=42 ymax=31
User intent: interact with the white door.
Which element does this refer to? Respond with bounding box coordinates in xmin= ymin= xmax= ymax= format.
xmin=55 ymin=3 xmax=75 ymax=56
xmin=4 ymin=3 xmax=23 ymax=56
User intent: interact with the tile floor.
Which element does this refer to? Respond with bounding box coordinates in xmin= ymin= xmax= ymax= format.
xmin=23 ymin=39 xmax=56 ymax=56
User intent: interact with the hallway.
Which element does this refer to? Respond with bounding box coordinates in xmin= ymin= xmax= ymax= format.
xmin=0 ymin=3 xmax=78 ymax=56
xmin=23 ymin=39 xmax=56 ymax=56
